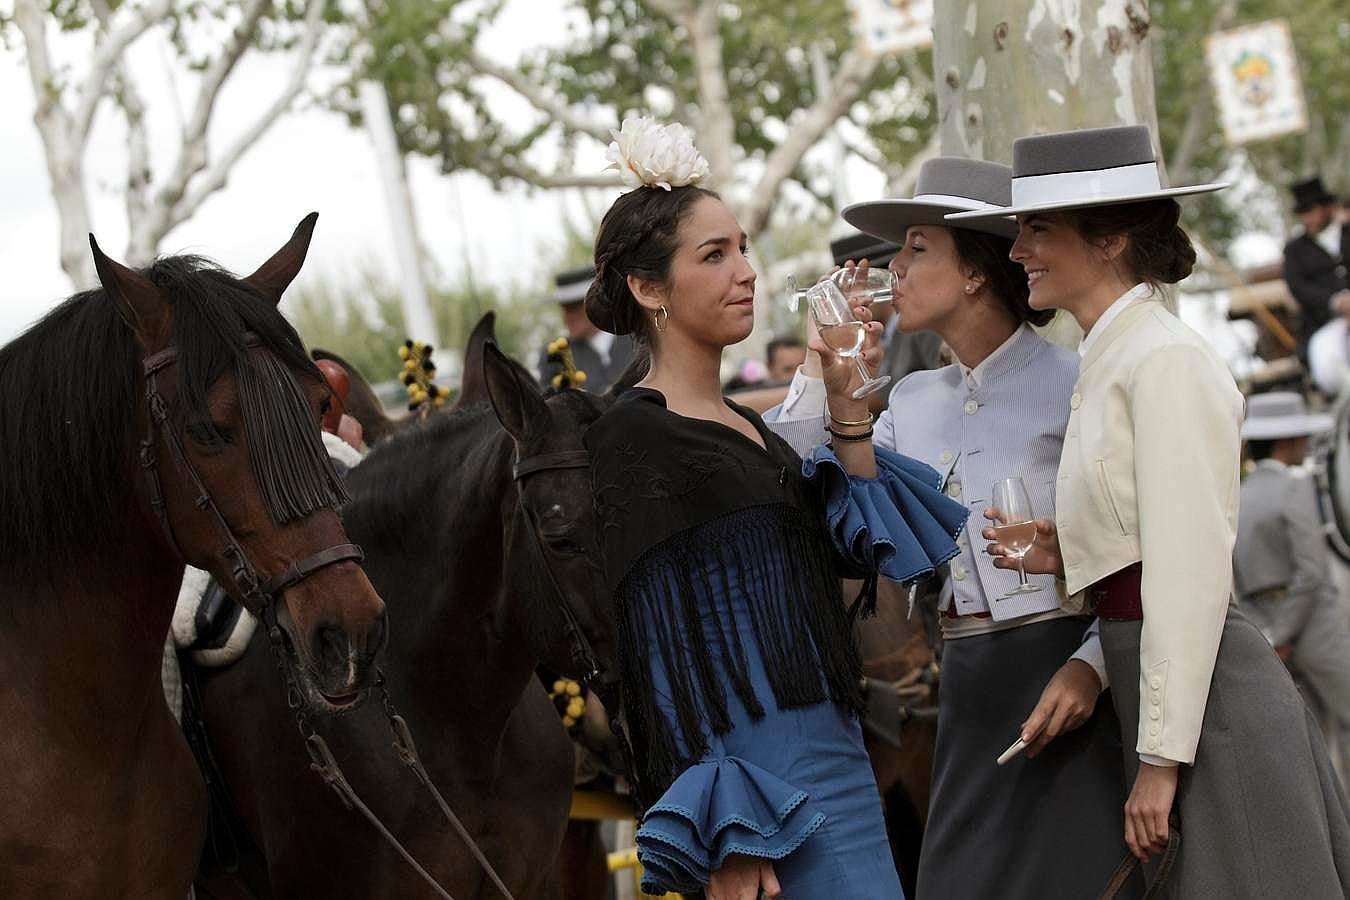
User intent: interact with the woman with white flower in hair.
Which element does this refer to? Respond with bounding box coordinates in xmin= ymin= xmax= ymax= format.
xmin=584 ymin=117 xmax=967 ymax=899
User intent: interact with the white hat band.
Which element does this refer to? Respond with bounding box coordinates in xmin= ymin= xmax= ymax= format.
xmin=911 ymin=193 xmax=1002 ymax=211
xmin=1010 ymin=161 xmax=1162 ymax=208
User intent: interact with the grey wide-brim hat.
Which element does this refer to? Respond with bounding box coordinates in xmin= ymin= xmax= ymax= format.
xmin=948 ymin=125 xmax=1228 ymax=224
xmin=1240 ymin=391 xmax=1333 ymax=441
xmin=843 ymin=157 xmax=1019 ymax=241
xmin=544 ymin=264 xmax=594 ymax=305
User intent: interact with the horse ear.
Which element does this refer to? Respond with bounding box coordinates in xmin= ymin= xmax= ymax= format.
xmin=455 ymin=311 xmax=498 ymax=409
xmin=244 ymin=212 xmax=318 ymax=306
xmin=90 ymin=234 xmax=170 ymax=348
xmin=484 ymin=341 xmax=547 ymax=443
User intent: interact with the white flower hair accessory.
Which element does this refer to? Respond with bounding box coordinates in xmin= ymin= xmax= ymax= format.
xmin=605 ymin=115 xmax=710 ymax=191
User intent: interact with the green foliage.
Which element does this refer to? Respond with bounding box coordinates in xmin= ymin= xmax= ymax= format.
xmin=1151 ymin=0 xmax=1350 ymax=245
xmin=285 ymin=266 xmax=564 ymax=393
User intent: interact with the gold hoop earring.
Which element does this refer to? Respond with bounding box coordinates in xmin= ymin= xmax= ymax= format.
xmin=654 ymin=304 xmax=669 ymax=333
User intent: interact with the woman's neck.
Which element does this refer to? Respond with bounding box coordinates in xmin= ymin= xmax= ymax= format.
xmin=638 ymin=330 xmax=726 ymax=413
xmin=1067 ymin=272 xmax=1137 ymax=336
xmin=941 ymin=298 xmax=1020 ymax=371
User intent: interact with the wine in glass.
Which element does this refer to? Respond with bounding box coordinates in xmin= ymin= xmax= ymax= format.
xmin=803 ymin=280 xmax=891 ymax=400
xmin=787 ymin=267 xmax=895 ymax=313
xmin=990 ymin=477 xmax=1043 ymax=597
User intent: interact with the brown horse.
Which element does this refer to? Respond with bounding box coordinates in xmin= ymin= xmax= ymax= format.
xmin=191 ymin=341 xmax=615 ymax=899
xmin=0 ymin=216 xmax=387 ymax=899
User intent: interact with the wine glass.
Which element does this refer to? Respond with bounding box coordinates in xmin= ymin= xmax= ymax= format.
xmin=803 ymin=280 xmax=891 ymax=400
xmin=787 ymin=267 xmax=895 ymax=313
xmin=990 ymin=477 xmax=1043 ymax=597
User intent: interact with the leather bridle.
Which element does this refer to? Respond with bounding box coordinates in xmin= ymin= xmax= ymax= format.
xmin=138 ymin=336 xmax=364 ymax=609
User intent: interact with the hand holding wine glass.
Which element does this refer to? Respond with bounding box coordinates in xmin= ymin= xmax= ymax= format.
xmin=803 ymin=280 xmax=890 ymax=400
xmin=982 ymin=510 xmax=1065 ymax=580
xmin=985 ymin=478 xmax=1045 ymax=597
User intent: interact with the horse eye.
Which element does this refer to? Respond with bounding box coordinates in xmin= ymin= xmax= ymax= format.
xmin=187 ymin=421 xmax=232 ymax=447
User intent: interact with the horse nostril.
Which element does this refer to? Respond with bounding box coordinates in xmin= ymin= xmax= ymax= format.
xmin=313 ymin=625 xmax=350 ymax=674
xmin=368 ymin=609 xmax=389 ymax=655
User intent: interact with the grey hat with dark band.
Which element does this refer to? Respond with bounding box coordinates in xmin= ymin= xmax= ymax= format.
xmin=547 ymin=265 xmax=595 ymax=304
xmin=842 ymin=157 xmax=1020 ymax=241
xmin=948 ymin=125 xmax=1228 ymax=224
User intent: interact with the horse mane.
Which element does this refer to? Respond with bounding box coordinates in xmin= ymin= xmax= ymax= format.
xmin=0 ymin=254 xmax=320 ymax=565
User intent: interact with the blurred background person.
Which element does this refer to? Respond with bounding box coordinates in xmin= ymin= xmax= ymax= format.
xmin=1283 ymin=176 xmax=1349 ymax=366
xmin=764 ymin=334 xmax=806 ymax=382
xmin=538 ymin=264 xmax=635 ymax=393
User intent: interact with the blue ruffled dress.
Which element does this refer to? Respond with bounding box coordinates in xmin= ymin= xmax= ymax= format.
xmin=585 ymin=389 xmax=966 ymax=897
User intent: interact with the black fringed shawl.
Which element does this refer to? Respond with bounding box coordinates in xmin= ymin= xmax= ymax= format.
xmin=585 ymin=388 xmax=868 ymax=811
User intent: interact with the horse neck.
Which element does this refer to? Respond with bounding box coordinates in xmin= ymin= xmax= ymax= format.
xmin=0 ymin=504 xmax=184 ymax=754
xmin=401 ymin=428 xmax=538 ymax=724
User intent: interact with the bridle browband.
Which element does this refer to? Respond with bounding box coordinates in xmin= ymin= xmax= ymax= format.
xmin=139 ymin=335 xmax=364 ymax=607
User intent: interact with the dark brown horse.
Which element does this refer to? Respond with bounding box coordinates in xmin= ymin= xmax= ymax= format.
xmin=192 ymin=341 xmax=614 ymax=899
xmin=0 ymin=216 xmax=387 ymax=899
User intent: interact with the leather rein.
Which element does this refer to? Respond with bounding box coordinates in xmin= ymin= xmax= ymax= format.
xmin=139 ymin=338 xmax=363 ymax=605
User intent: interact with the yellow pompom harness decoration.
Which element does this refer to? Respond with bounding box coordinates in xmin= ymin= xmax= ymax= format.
xmin=546 ymin=338 xmax=588 ymax=391
xmin=549 ymin=677 xmax=587 ymax=732
xmin=397 ymin=340 xmax=446 ymax=419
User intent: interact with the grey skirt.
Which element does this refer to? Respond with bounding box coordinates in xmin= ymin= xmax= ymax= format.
xmin=917 ymin=617 xmax=1140 ymax=899
xmin=1101 ymin=607 xmax=1350 ymax=898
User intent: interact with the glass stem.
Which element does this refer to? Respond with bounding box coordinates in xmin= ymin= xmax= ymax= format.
xmin=1017 ymin=557 xmax=1030 ymax=588
xmin=854 ymin=358 xmax=873 ymax=386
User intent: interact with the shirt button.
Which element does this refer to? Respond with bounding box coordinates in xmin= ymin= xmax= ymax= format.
xmin=964 ymin=399 xmax=979 ymax=416
xmin=946 ymin=482 xmax=962 ymax=499
xmin=940 ymin=449 xmax=954 ymax=464
xmin=1150 ymin=676 xmax=1162 ymax=690
xmin=1151 ymin=696 xmax=1161 ymax=707
xmin=953 ymin=566 xmax=967 ymax=580
xmin=1147 ymin=739 xmax=1159 ymax=750
xmin=1070 ymin=392 xmax=1082 ymax=410
xmin=1149 ymin=724 xmax=1160 ymax=736
xmin=1149 ymin=708 xmax=1160 ymax=720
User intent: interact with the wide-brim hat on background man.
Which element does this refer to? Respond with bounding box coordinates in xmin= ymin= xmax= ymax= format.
xmin=1240 ymin=391 xmax=1333 ymax=441
xmin=948 ymin=125 xmax=1228 ymax=224
xmin=546 ymin=265 xmax=595 ymax=304
xmin=1291 ymin=176 xmax=1338 ymax=214
xmin=830 ymin=230 xmax=901 ymax=268
xmin=843 ymin=157 xmax=1020 ymax=241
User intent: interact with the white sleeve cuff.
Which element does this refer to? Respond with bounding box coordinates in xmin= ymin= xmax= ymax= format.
xmin=1069 ymin=627 xmax=1109 ymax=692
xmin=1139 ymin=753 xmax=1180 ymax=767
xmin=777 ymin=368 xmax=827 ymax=421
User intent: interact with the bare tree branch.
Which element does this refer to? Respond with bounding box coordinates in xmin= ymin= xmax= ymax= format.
xmin=461 ymin=45 xmax=612 ymax=144
xmin=90 ymin=0 xmax=152 ymax=229
xmin=884 ymin=131 xmax=940 ymax=195
xmin=682 ymin=0 xmax=735 ymax=192
xmin=740 ymin=51 xmax=880 ymax=236
xmin=73 ymin=0 xmax=174 ymax=143
xmin=14 ymin=0 xmax=96 ymax=284
xmin=1166 ymin=0 xmax=1237 ymax=186
xmin=498 ymin=159 xmax=623 ymax=190
xmin=133 ymin=0 xmax=328 ymax=256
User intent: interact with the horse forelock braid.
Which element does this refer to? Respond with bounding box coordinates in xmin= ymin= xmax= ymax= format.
xmin=237 ymin=348 xmax=350 ymax=524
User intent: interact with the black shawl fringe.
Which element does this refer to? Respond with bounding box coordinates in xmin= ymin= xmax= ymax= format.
xmin=615 ymin=502 xmax=865 ymax=811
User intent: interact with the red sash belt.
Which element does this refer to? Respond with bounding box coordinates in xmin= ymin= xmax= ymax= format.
xmin=1089 ymin=563 xmax=1143 ymax=621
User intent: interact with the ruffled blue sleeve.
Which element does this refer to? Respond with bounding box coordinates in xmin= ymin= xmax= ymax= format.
xmin=635 ymin=756 xmax=826 ymax=895
xmin=802 ymin=444 xmax=968 ymax=585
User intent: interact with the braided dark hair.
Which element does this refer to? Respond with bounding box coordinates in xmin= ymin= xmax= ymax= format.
xmin=587 ymin=185 xmax=720 ymax=342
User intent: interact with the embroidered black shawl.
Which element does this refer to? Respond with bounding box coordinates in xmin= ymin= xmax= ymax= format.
xmin=585 ymin=388 xmax=867 ymax=810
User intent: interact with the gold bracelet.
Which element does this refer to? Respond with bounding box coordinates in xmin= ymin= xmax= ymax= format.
xmin=827 ymin=407 xmax=874 ymax=428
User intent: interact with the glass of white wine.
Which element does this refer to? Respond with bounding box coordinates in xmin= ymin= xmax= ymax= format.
xmin=787 ymin=267 xmax=895 ymax=313
xmin=990 ymin=477 xmax=1043 ymax=597
xmin=803 ymin=280 xmax=891 ymax=400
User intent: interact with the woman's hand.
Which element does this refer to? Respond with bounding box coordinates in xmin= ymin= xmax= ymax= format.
xmin=1124 ymin=762 xmax=1179 ymax=861
xmin=1019 ymin=659 xmax=1101 ymax=758
xmin=707 ymin=853 xmax=781 ymax=900
xmin=982 ymin=512 xmax=1066 ymax=579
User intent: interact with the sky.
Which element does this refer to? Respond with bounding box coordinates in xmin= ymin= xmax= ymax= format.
xmin=0 ymin=0 xmax=612 ymax=345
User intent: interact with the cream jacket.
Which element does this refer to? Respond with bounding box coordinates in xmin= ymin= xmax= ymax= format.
xmin=1055 ymin=295 xmax=1244 ymax=765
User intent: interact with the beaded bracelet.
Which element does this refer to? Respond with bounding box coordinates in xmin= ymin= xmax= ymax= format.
xmin=826 ymin=426 xmax=874 ymax=443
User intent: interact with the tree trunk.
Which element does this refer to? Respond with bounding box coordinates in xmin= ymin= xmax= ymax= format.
xmin=934 ymin=0 xmax=1161 ymax=164
xmin=934 ymin=0 xmax=1162 ymax=343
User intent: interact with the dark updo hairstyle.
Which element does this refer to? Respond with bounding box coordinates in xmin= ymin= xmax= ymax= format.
xmin=949 ymin=229 xmax=1052 ymax=327
xmin=1066 ymin=198 xmax=1196 ymax=288
xmin=586 ymin=185 xmax=720 ymax=343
